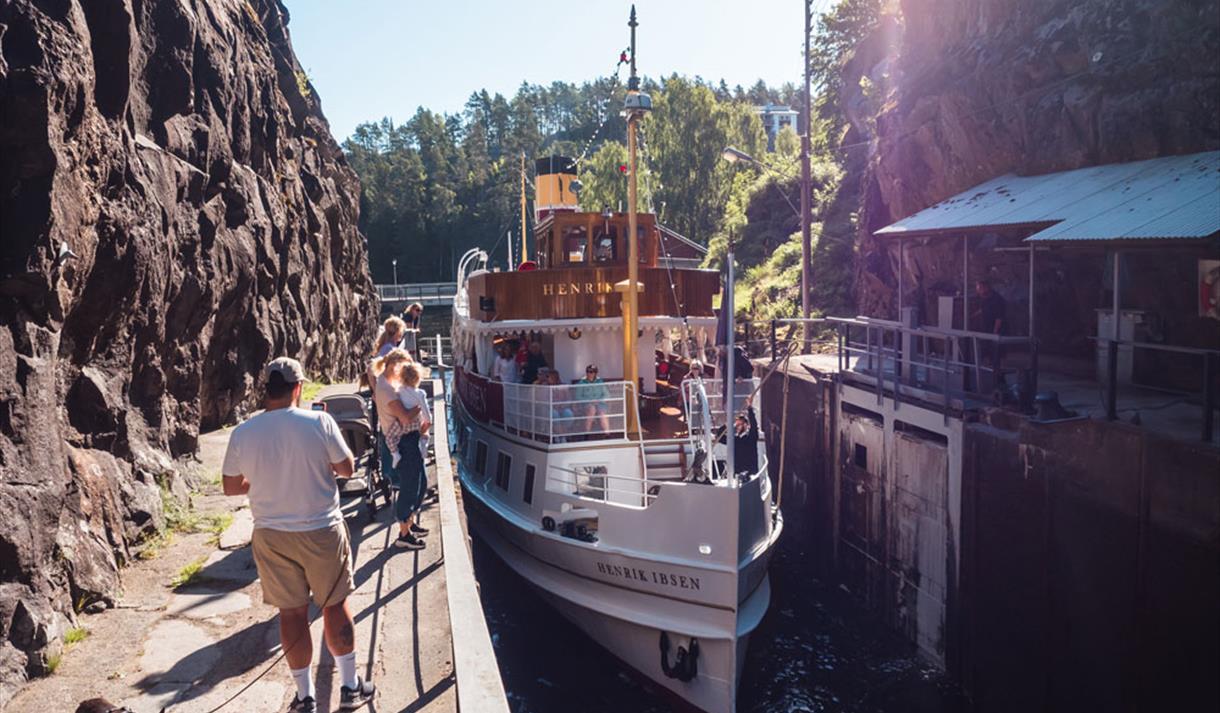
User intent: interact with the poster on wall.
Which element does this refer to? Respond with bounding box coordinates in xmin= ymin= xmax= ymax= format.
xmin=1201 ymin=260 xmax=1220 ymax=320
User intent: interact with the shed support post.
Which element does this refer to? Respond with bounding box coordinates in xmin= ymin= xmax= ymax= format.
xmin=962 ymin=235 xmax=970 ymax=330
xmin=1107 ymin=250 xmax=1121 ymax=420
xmin=1204 ymin=353 xmax=1215 ymax=443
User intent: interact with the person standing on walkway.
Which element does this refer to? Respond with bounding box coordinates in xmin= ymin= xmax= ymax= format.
xmin=371 ymin=348 xmax=429 ymax=550
xmin=400 ymin=303 xmax=423 ymax=357
xmin=374 ymin=316 xmax=407 ymax=358
xmin=222 ymin=357 xmax=376 ymax=712
xmin=401 ymin=302 xmax=423 ymax=331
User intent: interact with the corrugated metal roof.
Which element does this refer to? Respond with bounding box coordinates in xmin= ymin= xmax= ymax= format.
xmin=874 ymin=151 xmax=1220 ymax=243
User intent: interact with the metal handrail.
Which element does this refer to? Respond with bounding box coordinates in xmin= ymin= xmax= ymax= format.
xmin=1089 ymin=336 xmax=1219 ymax=441
xmin=546 ymin=463 xmax=656 ymax=507
xmin=501 ymin=380 xmax=631 ymax=443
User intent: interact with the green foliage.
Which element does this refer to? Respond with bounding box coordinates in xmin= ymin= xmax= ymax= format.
xmin=136 ymin=530 xmax=172 ymax=560
xmin=645 ymin=77 xmax=767 ymax=244
xmin=64 ymin=627 xmax=89 ymax=646
xmin=46 ymin=652 xmax=62 ymax=674
xmin=170 ymin=557 xmax=208 ymax=589
xmin=294 ymin=69 xmax=312 ymax=99
xmin=578 ymin=141 xmax=631 ymax=213
xmin=808 ymin=0 xmax=885 ymax=124
xmin=348 ymin=76 xmax=775 ymax=280
xmin=299 ymin=381 xmax=325 ymax=403
xmin=775 ymin=125 xmax=801 ymax=158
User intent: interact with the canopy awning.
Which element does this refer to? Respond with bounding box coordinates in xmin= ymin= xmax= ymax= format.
xmin=875 ymin=151 xmax=1220 ymax=244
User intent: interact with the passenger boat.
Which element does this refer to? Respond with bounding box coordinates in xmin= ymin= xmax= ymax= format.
xmin=450 ymin=8 xmax=781 ymax=712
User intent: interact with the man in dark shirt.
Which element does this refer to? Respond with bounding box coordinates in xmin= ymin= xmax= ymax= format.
xmin=718 ymin=395 xmax=760 ymax=477
xmin=521 ymin=341 xmax=549 ymax=384
xmin=974 ymin=280 xmax=1007 ymax=371
xmin=975 ymin=280 xmax=1007 ymax=335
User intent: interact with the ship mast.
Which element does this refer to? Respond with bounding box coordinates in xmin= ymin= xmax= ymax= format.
xmin=520 ymin=151 xmax=528 ymax=263
xmin=620 ymin=4 xmax=651 ymax=434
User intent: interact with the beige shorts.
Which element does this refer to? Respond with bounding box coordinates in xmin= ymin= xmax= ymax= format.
xmin=251 ymin=523 xmax=355 ymax=609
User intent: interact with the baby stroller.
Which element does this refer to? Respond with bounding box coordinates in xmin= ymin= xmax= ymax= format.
xmin=313 ymin=393 xmax=392 ymax=518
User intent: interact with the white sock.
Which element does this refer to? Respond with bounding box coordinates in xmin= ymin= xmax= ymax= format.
xmin=336 ymin=650 xmax=359 ymax=690
xmin=290 ymin=665 xmax=315 ymax=701
xmin=391 ymin=451 xmax=401 ymax=468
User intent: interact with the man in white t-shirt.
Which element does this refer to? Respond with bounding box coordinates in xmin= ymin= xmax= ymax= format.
xmin=222 ymin=357 xmax=375 ymax=712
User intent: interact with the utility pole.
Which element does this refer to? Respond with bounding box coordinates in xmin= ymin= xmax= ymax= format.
xmin=801 ymin=0 xmax=813 ymax=327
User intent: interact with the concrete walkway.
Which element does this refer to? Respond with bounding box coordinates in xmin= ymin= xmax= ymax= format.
xmin=8 ymin=385 xmax=456 ymax=713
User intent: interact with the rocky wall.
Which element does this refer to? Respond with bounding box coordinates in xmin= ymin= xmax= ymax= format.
xmin=0 ymin=0 xmax=376 ymax=704
xmin=847 ymin=0 xmax=1220 ymax=350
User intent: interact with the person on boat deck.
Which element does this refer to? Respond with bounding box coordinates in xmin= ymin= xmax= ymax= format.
xmin=720 ymin=395 xmax=759 ymax=477
xmin=491 ymin=342 xmax=521 ymax=383
xmin=521 ymin=340 xmax=549 ymax=384
xmin=575 ymin=364 xmax=611 ymax=434
xmin=547 ymin=369 xmax=575 ymax=441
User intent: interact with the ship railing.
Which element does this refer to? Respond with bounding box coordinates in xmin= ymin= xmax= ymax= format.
xmin=546 ymin=463 xmax=656 ymax=508
xmin=681 ymin=376 xmax=759 ymax=432
xmin=502 ymin=380 xmax=631 ymax=443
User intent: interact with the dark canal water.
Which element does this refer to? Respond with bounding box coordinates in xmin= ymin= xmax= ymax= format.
xmin=469 ymin=528 xmax=962 ymax=713
xmin=434 ymin=314 xmax=962 ymax=713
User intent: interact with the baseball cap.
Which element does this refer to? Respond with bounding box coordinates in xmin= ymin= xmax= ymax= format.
xmin=265 ymin=357 xmax=306 ymax=383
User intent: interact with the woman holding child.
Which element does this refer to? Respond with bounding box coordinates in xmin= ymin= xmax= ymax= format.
xmin=370 ymin=347 xmax=431 ymax=550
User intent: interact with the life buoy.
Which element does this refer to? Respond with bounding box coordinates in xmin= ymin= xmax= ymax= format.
xmin=659 ymin=631 xmax=699 ymax=682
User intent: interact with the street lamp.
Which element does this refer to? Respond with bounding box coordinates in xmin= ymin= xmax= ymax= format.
xmin=391 ymin=258 xmax=398 ymax=285
xmin=721 ymin=146 xmax=802 ymax=220
xmin=721 ymin=145 xmax=811 ymax=325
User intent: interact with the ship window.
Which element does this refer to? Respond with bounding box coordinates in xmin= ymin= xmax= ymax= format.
xmin=523 ymin=464 xmax=536 ymax=504
xmin=475 ymin=441 xmax=489 ymax=476
xmin=495 ymin=452 xmax=512 ymax=490
xmin=853 ymin=443 xmax=867 ymax=469
xmin=563 ymin=225 xmax=588 ymax=263
xmin=575 ymin=464 xmax=608 ymax=501
xmin=593 ymin=226 xmax=617 ymax=263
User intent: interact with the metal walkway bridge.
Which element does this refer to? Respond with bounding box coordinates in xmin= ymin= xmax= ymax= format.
xmin=377 ymin=282 xmax=458 ymax=307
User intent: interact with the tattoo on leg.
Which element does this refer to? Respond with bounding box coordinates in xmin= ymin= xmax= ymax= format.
xmin=337 ymin=620 xmax=355 ymax=650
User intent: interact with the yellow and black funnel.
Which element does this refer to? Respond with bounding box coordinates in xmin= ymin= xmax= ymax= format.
xmin=534 ymin=155 xmax=579 ymax=221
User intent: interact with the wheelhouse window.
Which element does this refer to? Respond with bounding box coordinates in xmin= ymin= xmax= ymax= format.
xmin=593 ymin=226 xmax=617 ymax=263
xmin=495 ymin=452 xmax=512 ymax=490
xmin=563 ymin=225 xmax=589 ymax=264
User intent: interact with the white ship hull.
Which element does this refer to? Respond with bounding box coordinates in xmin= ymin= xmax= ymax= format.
xmin=453 ymin=393 xmax=781 ymax=713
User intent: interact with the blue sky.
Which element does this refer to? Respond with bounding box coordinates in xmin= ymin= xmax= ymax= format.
xmin=284 ymin=0 xmax=813 ymax=142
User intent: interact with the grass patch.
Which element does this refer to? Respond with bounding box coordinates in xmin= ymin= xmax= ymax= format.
xmin=300 ymin=381 xmax=325 ymax=403
xmin=170 ymin=556 xmax=208 ymax=589
xmin=64 ymin=627 xmax=89 ymax=646
xmin=46 ymin=652 xmax=62 ymax=674
xmin=136 ymin=530 xmax=173 ymax=561
xmin=204 ymin=512 xmax=234 ymax=546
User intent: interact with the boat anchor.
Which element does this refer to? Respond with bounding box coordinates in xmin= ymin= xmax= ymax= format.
xmin=659 ymin=631 xmax=699 ymax=682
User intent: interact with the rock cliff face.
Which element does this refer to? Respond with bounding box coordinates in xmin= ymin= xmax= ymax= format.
xmin=0 ymin=0 xmax=375 ymax=703
xmin=849 ymin=0 xmax=1220 ymax=341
